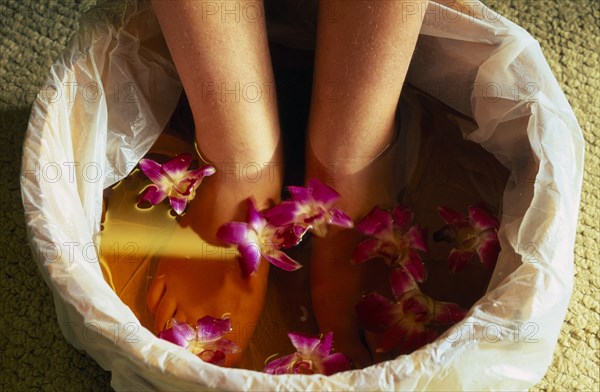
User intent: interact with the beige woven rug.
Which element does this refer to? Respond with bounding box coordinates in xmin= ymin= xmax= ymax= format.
xmin=1 ymin=0 xmax=597 ymax=390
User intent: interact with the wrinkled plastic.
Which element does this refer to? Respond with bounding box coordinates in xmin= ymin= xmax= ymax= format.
xmin=21 ymin=0 xmax=584 ymax=390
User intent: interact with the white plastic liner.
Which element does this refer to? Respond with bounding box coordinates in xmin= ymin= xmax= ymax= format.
xmin=21 ymin=0 xmax=584 ymax=390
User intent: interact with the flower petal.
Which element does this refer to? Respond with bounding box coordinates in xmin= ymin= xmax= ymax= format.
xmin=246 ymin=198 xmax=265 ymax=231
xmin=355 ymin=207 xmax=393 ymax=236
xmin=185 ymin=165 xmax=216 ymax=180
xmin=287 ymin=185 xmax=311 ymax=202
xmin=288 ymin=332 xmax=321 ymax=355
xmin=198 ymin=349 xmax=226 ymax=366
xmin=329 ymin=208 xmax=354 ymax=228
xmin=401 ymin=295 xmax=430 ymax=318
xmin=376 ymin=323 xmax=407 ymax=353
xmin=468 ymin=205 xmax=499 ymax=231
xmin=351 ymin=238 xmax=381 ymax=264
xmin=139 ymin=158 xmax=166 ymax=184
xmin=264 ymin=250 xmax=302 ymax=272
xmin=197 ymin=316 xmax=232 ymax=342
xmin=206 ymin=338 xmax=241 ymax=355
xmin=238 ymin=242 xmax=262 ymax=277
xmin=274 ymin=224 xmax=304 ymax=249
xmin=169 ymin=195 xmax=188 ymax=215
xmin=355 ymin=292 xmax=397 ymax=333
xmin=162 ymin=153 xmax=192 ymax=176
xmin=216 ymin=222 xmax=249 ymax=244
xmin=397 ymin=329 xmax=438 ymax=353
xmin=263 ymin=353 xmax=297 ymax=375
xmin=264 ymin=201 xmax=298 ymax=227
xmin=158 ymin=319 xmax=195 ymax=348
xmin=392 ymin=205 xmax=414 ymax=231
xmin=448 ymin=248 xmax=475 ymax=272
xmin=308 ymin=178 xmax=340 ymax=205
xmin=140 ymin=185 xmax=167 ymax=205
xmin=390 ymin=267 xmax=418 ymax=299
xmin=432 ymin=301 xmax=467 ymax=324
xmin=314 ymin=331 xmax=333 ymax=357
xmin=407 ymin=225 xmax=428 ymax=252
xmin=477 ymin=230 xmax=501 ymax=269
xmin=320 ymin=353 xmax=352 ymax=375
xmin=404 ymin=250 xmax=427 ymax=282
xmin=438 ymin=205 xmax=465 ymax=224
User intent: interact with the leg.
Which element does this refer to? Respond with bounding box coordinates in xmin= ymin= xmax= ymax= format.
xmin=308 ymin=0 xmax=426 ymax=365
xmin=148 ymin=0 xmax=282 ymax=366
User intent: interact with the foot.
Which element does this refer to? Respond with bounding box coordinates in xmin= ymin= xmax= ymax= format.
xmin=308 ymin=135 xmax=400 ymax=367
xmin=147 ymin=153 xmax=283 ymax=367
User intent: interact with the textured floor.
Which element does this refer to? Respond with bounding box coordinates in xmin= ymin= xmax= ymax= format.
xmin=1 ymin=0 xmax=598 ymax=390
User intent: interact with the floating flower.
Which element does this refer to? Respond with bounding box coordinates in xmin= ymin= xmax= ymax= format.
xmin=159 ymin=316 xmax=240 ymax=365
xmin=264 ymin=332 xmax=352 ymax=375
xmin=266 ymin=178 xmax=353 ymax=238
xmin=217 ymin=198 xmax=303 ymax=277
xmin=352 ymin=205 xmax=428 ymax=286
xmin=356 ymin=277 xmax=466 ymax=354
xmin=138 ymin=153 xmax=216 ymax=215
xmin=433 ymin=204 xmax=500 ymax=271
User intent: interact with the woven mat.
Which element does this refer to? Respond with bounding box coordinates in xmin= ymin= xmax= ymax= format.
xmin=1 ymin=0 xmax=598 ymax=390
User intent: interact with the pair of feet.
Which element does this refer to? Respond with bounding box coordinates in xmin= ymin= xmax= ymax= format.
xmin=146 ymin=141 xmax=399 ymax=368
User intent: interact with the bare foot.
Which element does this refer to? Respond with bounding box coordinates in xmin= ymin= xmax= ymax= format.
xmin=147 ymin=155 xmax=283 ymax=367
xmin=308 ymin=138 xmax=400 ymax=367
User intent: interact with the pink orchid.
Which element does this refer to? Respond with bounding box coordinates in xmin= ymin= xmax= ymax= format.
xmin=217 ymin=198 xmax=303 ymax=277
xmin=264 ymin=332 xmax=352 ymax=375
xmin=433 ymin=204 xmax=501 ymax=271
xmin=356 ymin=270 xmax=466 ymax=354
xmin=159 ymin=316 xmax=240 ymax=365
xmin=265 ymin=178 xmax=354 ymax=238
xmin=138 ymin=153 xmax=215 ymax=215
xmin=352 ymin=205 xmax=428 ymax=285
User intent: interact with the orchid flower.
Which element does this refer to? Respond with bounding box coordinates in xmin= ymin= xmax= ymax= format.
xmin=217 ymin=198 xmax=303 ymax=277
xmin=264 ymin=332 xmax=352 ymax=375
xmin=433 ymin=205 xmax=500 ymax=271
xmin=266 ymin=178 xmax=354 ymax=238
xmin=138 ymin=153 xmax=216 ymax=215
xmin=352 ymin=205 xmax=428 ymax=286
xmin=159 ymin=316 xmax=240 ymax=365
xmin=356 ymin=269 xmax=466 ymax=354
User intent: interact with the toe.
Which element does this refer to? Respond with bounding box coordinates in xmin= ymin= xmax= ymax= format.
xmin=155 ymin=296 xmax=177 ymax=333
xmin=147 ymin=274 xmax=166 ymax=314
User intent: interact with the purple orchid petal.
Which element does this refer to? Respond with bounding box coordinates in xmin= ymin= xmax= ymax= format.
xmin=390 ymin=267 xmax=418 ymax=299
xmin=264 ymin=353 xmax=298 ymax=375
xmin=197 ymin=316 xmax=232 ymax=342
xmin=405 ymin=250 xmax=427 ymax=282
xmin=407 ymin=225 xmax=428 ymax=253
xmin=432 ymin=302 xmax=467 ymax=324
xmin=356 ymin=207 xmax=393 ymax=237
xmin=264 ymin=201 xmax=298 ymax=227
xmin=308 ymin=178 xmax=340 ymax=205
xmin=477 ymin=230 xmax=500 ymax=269
xmin=238 ymin=242 xmax=262 ymax=277
xmin=351 ymin=238 xmax=381 ymax=264
xmin=206 ymin=338 xmax=241 ymax=355
xmin=175 ymin=177 xmax=198 ymax=196
xmin=401 ymin=295 xmax=430 ymax=318
xmin=198 ymin=349 xmax=226 ymax=365
xmin=398 ymin=329 xmax=438 ymax=354
xmin=392 ymin=204 xmax=414 ymax=231
xmin=293 ymin=360 xmax=315 ymax=375
xmin=314 ymin=331 xmax=334 ymax=357
xmin=287 ymin=185 xmax=311 ymax=202
xmin=158 ymin=319 xmax=195 ymax=348
xmin=140 ymin=185 xmax=167 ymax=205
xmin=246 ymin=198 xmax=265 ymax=231
xmin=162 ymin=153 xmax=192 ymax=176
xmin=320 ymin=352 xmax=352 ymax=375
xmin=169 ymin=195 xmax=188 ymax=215
xmin=139 ymin=158 xmax=165 ymax=184
xmin=274 ymin=225 xmax=304 ymax=249
xmin=185 ymin=165 xmax=216 ymax=180
xmin=448 ymin=248 xmax=475 ymax=272
xmin=328 ymin=208 xmax=354 ymax=228
xmin=355 ymin=292 xmax=397 ymax=333
xmin=438 ymin=205 xmax=465 ymax=225
xmin=376 ymin=322 xmax=407 ymax=353
xmin=216 ymin=222 xmax=249 ymax=245
xmin=264 ymin=249 xmax=302 ymax=272
xmin=468 ymin=205 xmax=499 ymax=231
xmin=288 ymin=332 xmax=322 ymax=355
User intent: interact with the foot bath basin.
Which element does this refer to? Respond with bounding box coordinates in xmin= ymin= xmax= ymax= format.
xmin=21 ymin=1 xmax=584 ymax=390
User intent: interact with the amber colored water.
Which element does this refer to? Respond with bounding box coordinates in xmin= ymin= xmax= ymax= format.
xmin=99 ymin=88 xmax=509 ymax=370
